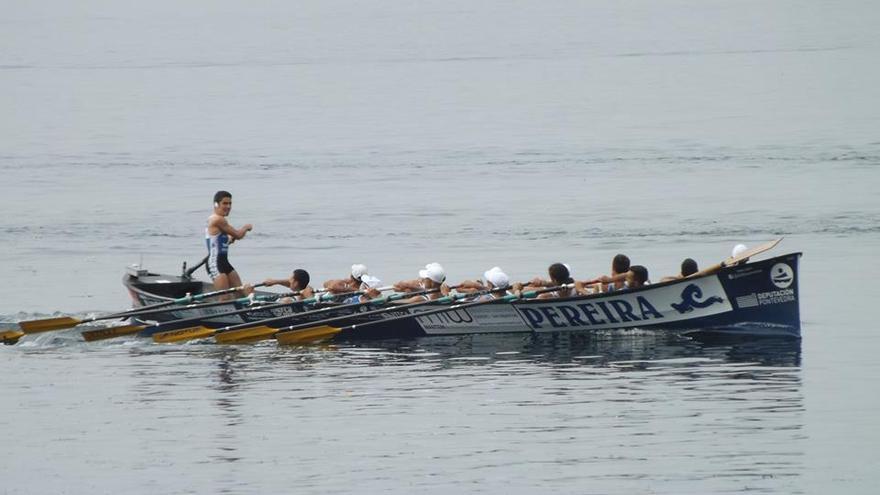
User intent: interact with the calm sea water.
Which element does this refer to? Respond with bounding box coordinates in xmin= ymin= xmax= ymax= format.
xmin=2 ymin=1 xmax=880 ymax=493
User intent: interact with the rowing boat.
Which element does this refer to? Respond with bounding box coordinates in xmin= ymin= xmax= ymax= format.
xmin=125 ymin=252 xmax=803 ymax=340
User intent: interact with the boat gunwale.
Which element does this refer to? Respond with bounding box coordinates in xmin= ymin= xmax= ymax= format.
xmin=512 ymin=251 xmax=803 ymax=306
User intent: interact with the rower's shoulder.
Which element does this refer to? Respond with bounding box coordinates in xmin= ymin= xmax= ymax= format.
xmin=207 ymin=213 xmax=227 ymax=227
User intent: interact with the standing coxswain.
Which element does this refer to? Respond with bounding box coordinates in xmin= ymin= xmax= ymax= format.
xmin=206 ymin=190 xmax=253 ymax=300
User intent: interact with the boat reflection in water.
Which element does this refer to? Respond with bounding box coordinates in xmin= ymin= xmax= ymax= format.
xmin=323 ymin=330 xmax=802 ymax=368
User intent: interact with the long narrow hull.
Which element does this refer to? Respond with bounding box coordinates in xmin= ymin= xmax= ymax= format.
xmin=123 ymin=253 xmax=802 ymax=341
xmin=331 ymin=253 xmax=803 ymax=340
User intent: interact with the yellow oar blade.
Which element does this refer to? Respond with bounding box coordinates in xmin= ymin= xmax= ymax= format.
xmin=19 ymin=316 xmax=82 ymax=333
xmin=215 ymin=326 xmax=278 ymax=344
xmin=153 ymin=326 xmax=216 ymax=343
xmin=276 ymin=325 xmax=342 ymax=345
xmin=1 ymin=330 xmax=25 ymax=345
xmin=81 ymin=325 xmax=146 ymax=342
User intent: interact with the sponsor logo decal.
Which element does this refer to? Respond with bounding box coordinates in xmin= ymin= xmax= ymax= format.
xmin=757 ymin=288 xmax=796 ymax=305
xmin=518 ymin=296 xmax=665 ymax=330
xmin=736 ymin=289 xmax=796 ymax=307
xmin=670 ymin=284 xmax=724 ymax=314
xmin=770 ymin=263 xmax=794 ymax=289
xmin=514 ymin=277 xmax=733 ymax=332
xmin=415 ymin=309 xmax=474 ymax=329
xmin=728 ymin=268 xmax=762 ymax=280
xmin=736 ymin=293 xmax=759 ymax=308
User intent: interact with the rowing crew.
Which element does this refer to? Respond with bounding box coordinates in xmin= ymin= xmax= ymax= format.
xmin=203 ymin=189 xmax=746 ymax=304
xmin=236 ymin=247 xmax=721 ymax=307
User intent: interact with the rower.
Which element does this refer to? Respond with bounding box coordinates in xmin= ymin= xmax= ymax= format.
xmin=393 ymin=263 xmax=450 ymax=303
xmin=323 ymin=264 xmax=370 ymax=294
xmin=456 ymin=266 xmax=513 ymax=301
xmin=660 ymin=258 xmax=698 ymax=282
xmin=625 ymin=265 xmax=650 ymax=289
xmin=259 ymin=268 xmax=315 ymax=302
xmin=591 ymin=254 xmax=630 ymax=292
xmin=206 ymin=190 xmax=253 ymax=300
xmin=731 ymin=243 xmax=749 ymax=265
xmin=343 ymin=275 xmax=384 ymax=304
xmin=514 ymin=262 xmax=579 ymax=299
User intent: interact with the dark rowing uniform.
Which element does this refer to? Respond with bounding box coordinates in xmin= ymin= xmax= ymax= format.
xmin=206 ymin=228 xmax=234 ymax=279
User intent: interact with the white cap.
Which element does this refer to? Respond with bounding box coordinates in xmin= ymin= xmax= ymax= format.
xmin=483 ymin=267 xmax=510 ymax=289
xmin=732 ymin=244 xmax=748 ymax=258
xmin=418 ymin=262 xmax=446 ymax=283
xmin=360 ymin=275 xmax=382 ymax=289
xmin=351 ymin=264 xmax=368 ymax=281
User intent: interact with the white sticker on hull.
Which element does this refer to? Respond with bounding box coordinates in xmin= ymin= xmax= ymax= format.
xmin=411 ymin=305 xmax=530 ymax=335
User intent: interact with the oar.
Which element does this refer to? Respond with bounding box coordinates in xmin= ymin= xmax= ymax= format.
xmin=688 ymin=237 xmax=783 ymax=278
xmin=239 ymin=285 xmax=476 ymax=344
xmin=1 ymin=329 xmax=25 ymax=345
xmin=17 ymin=282 xmax=267 ymax=334
xmin=275 ymin=285 xmax=568 ymax=345
xmin=100 ymin=290 xmax=284 ymax=321
xmin=82 ymin=288 xmax=331 ymax=342
xmin=79 ymin=294 xmax=288 ymax=342
xmin=151 ymin=288 xmax=375 ymax=344
xmin=213 ymin=286 xmax=443 ymax=344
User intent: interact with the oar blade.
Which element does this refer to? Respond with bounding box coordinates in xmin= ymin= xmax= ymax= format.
xmin=689 ymin=237 xmax=784 ymax=279
xmin=81 ymin=325 xmax=146 ymax=342
xmin=728 ymin=237 xmax=783 ymax=264
xmin=276 ymin=325 xmax=342 ymax=345
xmin=153 ymin=326 xmax=216 ymax=343
xmin=1 ymin=330 xmax=25 ymax=345
xmin=19 ymin=317 xmax=82 ymax=333
xmin=214 ymin=326 xmax=278 ymax=344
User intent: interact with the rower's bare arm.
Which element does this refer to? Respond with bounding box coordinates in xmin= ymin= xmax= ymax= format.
xmin=216 ymin=217 xmax=253 ymax=240
xmin=362 ymin=288 xmax=381 ymax=299
xmin=394 ymin=279 xmax=422 ymax=292
xmin=263 ymin=278 xmax=290 ymax=288
xmin=529 ymin=277 xmax=550 ymax=287
xmin=455 ymin=280 xmax=484 ymax=293
xmin=323 ymin=279 xmax=352 ymax=292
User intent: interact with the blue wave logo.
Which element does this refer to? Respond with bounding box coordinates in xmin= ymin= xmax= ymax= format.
xmin=671 ymin=284 xmax=724 ymax=314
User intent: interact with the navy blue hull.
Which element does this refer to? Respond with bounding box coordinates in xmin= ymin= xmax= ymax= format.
xmin=331 ymin=253 xmax=803 ymax=340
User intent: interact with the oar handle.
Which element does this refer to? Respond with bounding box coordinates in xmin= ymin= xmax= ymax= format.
xmin=210 ymin=286 xmax=437 ymax=342
xmin=249 ymin=287 xmax=328 ymax=302
xmin=271 ymin=287 xmax=448 ymax=334
xmin=199 ymin=289 xmax=369 ymax=333
xmin=140 ymin=289 xmax=352 ymax=333
xmin=191 ymin=281 xmax=268 ymax=301
xmin=91 ymin=281 xmax=272 ymax=323
xmin=114 ymin=288 xmax=283 ymax=320
xmin=272 ymin=283 xmax=490 ymax=337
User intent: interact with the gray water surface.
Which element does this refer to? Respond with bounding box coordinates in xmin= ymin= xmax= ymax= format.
xmin=2 ymin=1 xmax=880 ymax=493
